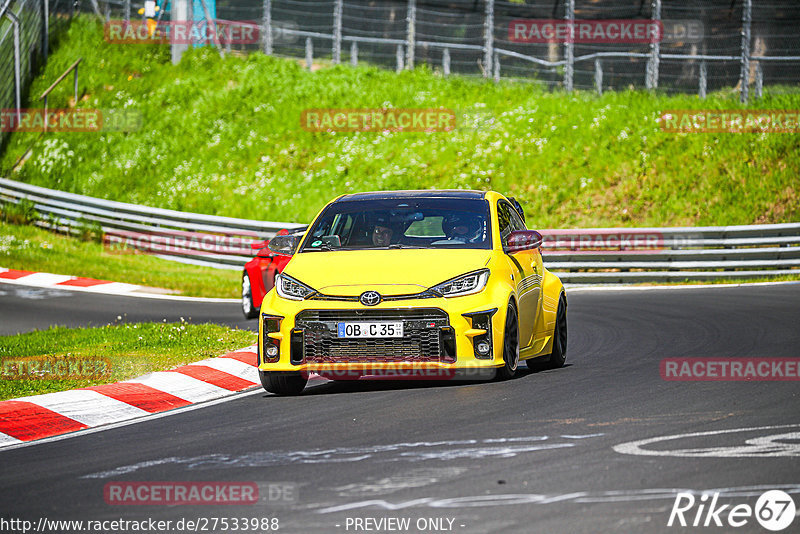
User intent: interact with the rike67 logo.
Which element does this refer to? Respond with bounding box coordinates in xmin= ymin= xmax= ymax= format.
xmin=668 ymin=490 xmax=796 ymax=531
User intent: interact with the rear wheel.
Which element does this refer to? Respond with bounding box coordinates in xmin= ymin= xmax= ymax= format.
xmin=242 ymin=273 xmax=258 ymax=319
xmin=496 ymin=303 xmax=519 ymax=380
xmin=259 ymin=371 xmax=307 ymax=395
xmin=547 ymin=294 xmax=567 ymax=369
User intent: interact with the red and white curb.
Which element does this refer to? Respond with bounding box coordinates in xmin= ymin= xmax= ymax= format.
xmin=0 ymin=345 xmax=261 ymax=448
xmin=0 ymin=268 xmax=237 ymax=301
xmin=1 ymin=268 xmax=147 ymax=294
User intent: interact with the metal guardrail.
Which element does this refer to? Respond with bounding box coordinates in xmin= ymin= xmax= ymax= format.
xmin=1 ymin=177 xmax=798 ymax=281
xmin=0 ymin=177 xmax=305 ymax=270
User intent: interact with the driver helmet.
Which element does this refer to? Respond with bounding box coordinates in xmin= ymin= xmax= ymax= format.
xmin=443 ymin=212 xmax=483 ymax=242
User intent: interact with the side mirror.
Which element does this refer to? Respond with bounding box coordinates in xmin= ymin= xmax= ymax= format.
xmin=250 ymin=240 xmax=269 ymax=250
xmin=504 ymin=230 xmax=542 ymax=253
xmin=268 ymin=234 xmax=300 ymax=256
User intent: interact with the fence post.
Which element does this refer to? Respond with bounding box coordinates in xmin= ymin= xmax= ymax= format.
xmin=306 ymin=37 xmax=313 ymax=70
xmin=699 ymin=59 xmax=707 ymax=98
xmin=646 ymin=0 xmax=661 ymax=90
xmin=483 ymin=0 xmax=494 ymax=78
xmin=754 ymin=61 xmax=762 ymax=99
xmin=350 ymin=41 xmax=358 ymax=66
xmin=4 ymin=10 xmax=21 ymax=124
xmin=43 ymin=0 xmax=49 ymax=61
xmin=564 ymin=0 xmax=574 ymax=91
xmin=74 ymin=64 xmax=79 ymax=103
xmin=739 ymin=0 xmax=751 ymax=103
xmin=493 ymin=51 xmax=500 ymax=82
xmin=396 ymin=44 xmax=404 ymax=72
xmin=406 ymin=0 xmax=415 ymax=69
xmin=332 ymin=0 xmax=343 ymax=64
xmin=262 ymin=0 xmax=272 ymax=55
xmin=442 ymin=47 xmax=450 ymax=75
xmin=124 ymin=0 xmax=129 ymax=21
xmin=594 ymin=58 xmax=602 ymax=95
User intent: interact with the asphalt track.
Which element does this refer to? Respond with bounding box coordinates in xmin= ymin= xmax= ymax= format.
xmin=1 ymin=281 xmax=799 ymax=533
xmin=0 ymin=285 xmax=253 ymax=336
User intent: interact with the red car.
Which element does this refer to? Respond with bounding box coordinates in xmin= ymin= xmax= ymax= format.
xmin=241 ymin=228 xmax=305 ymax=318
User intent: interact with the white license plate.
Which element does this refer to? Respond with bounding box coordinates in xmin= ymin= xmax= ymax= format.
xmin=337 ymin=321 xmax=404 ymax=338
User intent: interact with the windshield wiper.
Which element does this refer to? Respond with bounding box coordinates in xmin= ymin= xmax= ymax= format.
xmin=387 ymin=244 xmax=426 ymax=249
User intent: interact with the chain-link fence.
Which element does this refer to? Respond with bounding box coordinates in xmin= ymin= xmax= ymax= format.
xmin=0 ymin=0 xmax=72 ymax=149
xmin=3 ymin=0 xmax=799 ymax=152
xmin=219 ymin=0 xmax=800 ymax=99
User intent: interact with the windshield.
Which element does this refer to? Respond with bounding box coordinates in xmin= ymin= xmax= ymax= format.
xmin=300 ymin=197 xmax=492 ymax=252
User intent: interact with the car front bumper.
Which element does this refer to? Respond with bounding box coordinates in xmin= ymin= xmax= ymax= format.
xmin=257 ymin=288 xmax=510 ymax=377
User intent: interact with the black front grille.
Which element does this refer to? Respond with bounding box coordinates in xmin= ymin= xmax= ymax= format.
xmin=294 ymin=309 xmax=453 ymax=364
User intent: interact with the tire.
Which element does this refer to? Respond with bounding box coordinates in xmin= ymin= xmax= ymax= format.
xmin=496 ymin=302 xmax=519 ymax=380
xmin=547 ymin=294 xmax=567 ymax=369
xmin=259 ymin=371 xmax=308 ymax=396
xmin=241 ymin=272 xmax=258 ymax=319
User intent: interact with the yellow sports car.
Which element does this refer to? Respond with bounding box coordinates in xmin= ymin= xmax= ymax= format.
xmin=258 ymin=190 xmax=567 ymax=395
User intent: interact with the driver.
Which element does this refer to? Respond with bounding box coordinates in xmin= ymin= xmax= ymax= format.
xmin=371 ymin=216 xmax=394 ymax=246
xmin=442 ymin=213 xmax=483 ymax=243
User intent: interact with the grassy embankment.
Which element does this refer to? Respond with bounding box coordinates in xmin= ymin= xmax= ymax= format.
xmin=0 ymin=16 xmax=798 ymax=291
xmin=0 ymin=322 xmax=256 ymax=400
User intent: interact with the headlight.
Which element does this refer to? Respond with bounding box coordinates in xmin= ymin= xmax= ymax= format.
xmin=430 ymin=269 xmax=489 ymax=298
xmin=275 ymin=273 xmax=316 ymax=300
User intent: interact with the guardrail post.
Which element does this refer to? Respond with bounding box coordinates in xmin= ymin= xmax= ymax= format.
xmin=646 ymin=0 xmax=661 ymax=90
xmin=739 ymin=0 xmax=752 ymax=103
xmin=406 ymin=0 xmax=415 ymax=69
xmin=594 ymin=58 xmax=602 ymax=95
xmin=699 ymin=59 xmax=707 ymax=98
xmin=493 ymin=51 xmax=500 ymax=82
xmin=442 ymin=47 xmax=450 ymax=76
xmin=483 ymin=0 xmax=494 ymax=78
xmin=396 ymin=44 xmax=404 ymax=72
xmin=350 ymin=41 xmax=358 ymax=66
xmin=564 ymin=0 xmax=574 ymax=92
xmin=332 ymin=0 xmax=343 ymax=64
xmin=754 ymin=61 xmax=763 ymax=99
xmin=262 ymin=0 xmax=272 ymax=55
xmin=124 ymin=0 xmax=129 ymax=21
xmin=306 ymin=37 xmax=313 ymax=70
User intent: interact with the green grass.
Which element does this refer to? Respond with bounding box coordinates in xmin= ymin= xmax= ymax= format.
xmin=0 ymin=221 xmax=241 ymax=297
xmin=1 ymin=16 xmax=798 ymax=230
xmin=0 ymin=322 xmax=256 ymax=400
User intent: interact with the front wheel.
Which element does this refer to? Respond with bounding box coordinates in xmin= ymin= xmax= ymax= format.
xmin=547 ymin=294 xmax=567 ymax=369
xmin=259 ymin=371 xmax=308 ymax=395
xmin=496 ymin=302 xmax=519 ymax=381
xmin=242 ymin=272 xmax=258 ymax=319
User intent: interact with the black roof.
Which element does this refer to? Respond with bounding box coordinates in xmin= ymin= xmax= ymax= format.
xmin=336 ymin=190 xmax=486 ymax=202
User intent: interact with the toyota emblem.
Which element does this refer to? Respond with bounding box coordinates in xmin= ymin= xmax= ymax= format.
xmin=359 ymin=291 xmax=381 ymax=306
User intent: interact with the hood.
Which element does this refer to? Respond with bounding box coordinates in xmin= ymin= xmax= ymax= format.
xmin=283 ymin=249 xmax=492 ymax=296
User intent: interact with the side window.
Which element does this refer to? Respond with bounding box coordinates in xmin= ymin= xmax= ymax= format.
xmin=497 ymin=201 xmax=513 ymax=247
xmin=509 ymin=208 xmax=527 ymax=232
